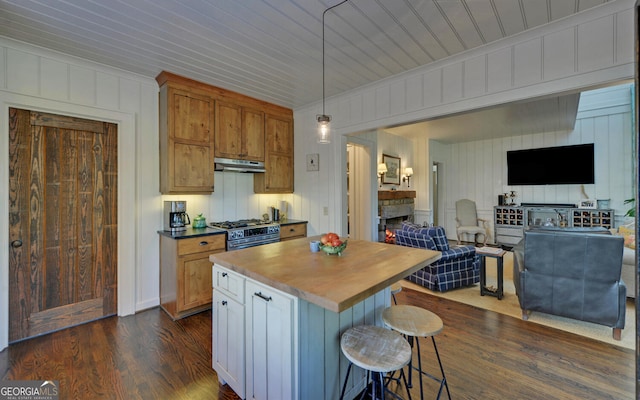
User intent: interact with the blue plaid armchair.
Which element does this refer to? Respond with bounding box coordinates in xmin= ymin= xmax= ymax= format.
xmin=395 ymin=223 xmax=480 ymax=292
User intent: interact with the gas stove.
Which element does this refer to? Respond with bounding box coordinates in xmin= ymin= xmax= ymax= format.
xmin=209 ymin=219 xmax=280 ymax=250
xmin=209 ymin=219 xmax=269 ymax=229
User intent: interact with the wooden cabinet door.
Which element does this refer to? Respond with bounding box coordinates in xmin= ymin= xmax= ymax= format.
xmin=245 ymin=280 xmax=294 ymax=400
xmin=242 ymin=107 xmax=265 ymax=161
xmin=215 ymin=101 xmax=242 ymax=159
xmin=161 ymin=86 xmax=215 ymax=193
xmin=216 ymin=102 xmax=265 ymax=161
xmin=179 ymin=254 xmax=214 ymax=311
xmin=265 ymin=115 xmax=293 ymax=154
xmin=254 ymin=114 xmax=293 ymax=193
xmin=213 ymin=290 xmax=245 ymax=398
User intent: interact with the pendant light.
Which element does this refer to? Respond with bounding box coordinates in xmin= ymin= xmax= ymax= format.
xmin=317 ymin=0 xmax=349 ymax=144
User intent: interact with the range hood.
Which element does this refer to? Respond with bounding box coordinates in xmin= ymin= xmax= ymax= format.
xmin=214 ymin=157 xmax=266 ymax=173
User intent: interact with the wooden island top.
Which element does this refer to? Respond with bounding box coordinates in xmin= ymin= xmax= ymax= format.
xmin=210 ymin=236 xmax=441 ymax=312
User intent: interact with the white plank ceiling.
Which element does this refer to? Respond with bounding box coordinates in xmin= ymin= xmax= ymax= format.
xmin=0 ymin=0 xmax=614 ymax=140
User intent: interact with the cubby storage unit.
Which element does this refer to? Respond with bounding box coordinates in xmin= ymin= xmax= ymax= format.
xmin=572 ymin=209 xmax=613 ymax=228
xmin=494 ymin=206 xmax=614 ymax=246
xmin=494 ymin=206 xmax=525 ymax=245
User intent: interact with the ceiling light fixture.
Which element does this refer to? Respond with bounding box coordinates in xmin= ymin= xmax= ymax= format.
xmin=317 ymin=0 xmax=349 ymax=144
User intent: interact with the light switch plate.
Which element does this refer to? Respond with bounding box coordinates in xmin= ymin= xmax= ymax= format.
xmin=306 ymin=153 xmax=319 ymax=171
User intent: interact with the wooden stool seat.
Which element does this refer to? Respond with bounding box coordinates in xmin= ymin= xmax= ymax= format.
xmin=339 ymin=325 xmax=413 ymax=400
xmin=340 ymin=325 xmax=411 ymax=373
xmin=382 ymin=305 xmax=451 ymax=400
xmin=382 ymin=305 xmax=443 ymax=338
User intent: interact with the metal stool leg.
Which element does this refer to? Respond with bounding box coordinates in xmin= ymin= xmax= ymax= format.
xmin=409 ymin=336 xmax=451 ymax=400
xmin=339 ymin=362 xmax=354 ymax=400
xmin=415 ymin=337 xmax=424 ymax=399
xmin=431 ymin=337 xmax=451 ymax=400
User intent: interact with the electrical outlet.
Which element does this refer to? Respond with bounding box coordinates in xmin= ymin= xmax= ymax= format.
xmin=323 ymin=206 xmax=328 ymax=216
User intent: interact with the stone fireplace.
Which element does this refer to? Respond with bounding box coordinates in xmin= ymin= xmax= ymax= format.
xmin=378 ymin=190 xmax=416 ymax=243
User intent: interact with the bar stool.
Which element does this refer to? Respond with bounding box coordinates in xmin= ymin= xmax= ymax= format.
xmin=339 ymin=325 xmax=413 ymax=400
xmin=391 ymin=282 xmax=403 ymax=304
xmin=382 ymin=305 xmax=451 ymax=400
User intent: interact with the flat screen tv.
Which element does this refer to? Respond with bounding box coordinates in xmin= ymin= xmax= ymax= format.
xmin=507 ymin=143 xmax=594 ymax=185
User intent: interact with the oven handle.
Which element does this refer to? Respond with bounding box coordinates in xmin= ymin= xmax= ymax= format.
xmin=254 ymin=292 xmax=272 ymax=302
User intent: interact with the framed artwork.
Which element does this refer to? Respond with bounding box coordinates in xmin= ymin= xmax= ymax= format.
xmin=382 ymin=154 xmax=401 ymax=185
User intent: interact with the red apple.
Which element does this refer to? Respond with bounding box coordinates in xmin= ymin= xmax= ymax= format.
xmin=331 ymin=238 xmax=342 ymax=247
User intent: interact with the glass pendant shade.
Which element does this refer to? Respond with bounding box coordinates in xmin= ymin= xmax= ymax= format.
xmin=317 ymin=114 xmax=331 ymax=144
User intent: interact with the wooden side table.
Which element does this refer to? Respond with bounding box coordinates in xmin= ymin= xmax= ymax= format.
xmin=476 ymin=247 xmax=507 ymax=300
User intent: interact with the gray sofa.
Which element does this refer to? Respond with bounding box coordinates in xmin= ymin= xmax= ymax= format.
xmin=512 ymin=227 xmax=626 ymax=340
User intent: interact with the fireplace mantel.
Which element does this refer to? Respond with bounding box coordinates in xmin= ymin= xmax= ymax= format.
xmin=378 ymin=190 xmax=416 ymax=200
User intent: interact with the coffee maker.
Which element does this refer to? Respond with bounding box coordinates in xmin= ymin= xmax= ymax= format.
xmin=164 ymin=200 xmax=190 ymax=232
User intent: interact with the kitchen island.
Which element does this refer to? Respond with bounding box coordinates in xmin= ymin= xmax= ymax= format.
xmin=210 ymin=236 xmax=441 ymax=400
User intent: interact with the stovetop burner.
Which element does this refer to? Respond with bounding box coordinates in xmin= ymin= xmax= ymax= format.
xmin=209 ymin=219 xmax=270 ymax=230
xmin=209 ymin=218 xmax=281 ymax=250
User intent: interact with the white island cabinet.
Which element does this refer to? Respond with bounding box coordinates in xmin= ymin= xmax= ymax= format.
xmin=245 ymin=279 xmax=297 ymax=400
xmin=210 ymin=237 xmax=441 ymax=400
xmin=212 ymin=266 xmax=245 ymax=398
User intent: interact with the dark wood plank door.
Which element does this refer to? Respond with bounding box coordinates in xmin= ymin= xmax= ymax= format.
xmin=8 ymin=108 xmax=118 ymax=343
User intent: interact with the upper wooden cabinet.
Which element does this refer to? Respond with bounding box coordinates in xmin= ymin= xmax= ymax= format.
xmin=254 ymin=114 xmax=294 ymax=193
xmin=157 ymin=71 xmax=293 ymax=194
xmin=215 ymin=101 xmax=265 ymax=161
xmin=158 ymin=73 xmax=215 ymax=194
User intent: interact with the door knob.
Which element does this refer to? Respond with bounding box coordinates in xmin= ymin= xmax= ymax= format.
xmin=11 ymin=240 xmax=23 ymax=248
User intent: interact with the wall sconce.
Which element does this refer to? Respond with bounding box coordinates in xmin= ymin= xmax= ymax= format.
xmin=402 ymin=167 xmax=413 ymax=187
xmin=377 ymin=163 xmax=387 ymax=187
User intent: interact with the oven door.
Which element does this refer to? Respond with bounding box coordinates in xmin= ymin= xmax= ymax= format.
xmin=227 ymin=236 xmax=279 ymax=251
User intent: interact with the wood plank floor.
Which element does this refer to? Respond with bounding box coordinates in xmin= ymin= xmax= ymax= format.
xmin=0 ymin=288 xmax=635 ymax=399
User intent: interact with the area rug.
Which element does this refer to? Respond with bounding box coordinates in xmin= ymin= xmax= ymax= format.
xmin=400 ymin=251 xmax=635 ymax=350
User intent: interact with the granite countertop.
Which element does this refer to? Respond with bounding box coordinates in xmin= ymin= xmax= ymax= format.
xmin=157 ymin=227 xmax=226 ymax=239
xmin=277 ymin=219 xmax=307 ymax=225
xmin=210 ymin=236 xmax=441 ymax=312
xmin=158 ymin=220 xmax=307 ymax=239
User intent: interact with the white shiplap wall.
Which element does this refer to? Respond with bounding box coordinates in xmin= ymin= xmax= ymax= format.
xmin=293 ymin=0 xmax=635 ymax=241
xmin=441 ymin=84 xmax=634 ymax=242
xmin=0 ymin=37 xmax=159 ymax=350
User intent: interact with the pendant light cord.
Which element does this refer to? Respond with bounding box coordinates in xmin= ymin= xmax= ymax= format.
xmin=322 ymin=0 xmax=349 ymax=115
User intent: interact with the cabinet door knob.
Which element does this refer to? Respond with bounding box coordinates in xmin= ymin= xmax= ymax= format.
xmin=255 ymin=292 xmax=272 ymax=302
xmin=222 ymin=300 xmax=227 ymax=306
xmin=222 ymin=272 xmax=228 ymax=277
xmin=11 ymin=239 xmax=23 ymax=248
xmin=199 ymin=241 xmax=209 ymax=246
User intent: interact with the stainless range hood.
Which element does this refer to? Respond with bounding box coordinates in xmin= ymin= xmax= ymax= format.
xmin=214 ymin=157 xmax=266 ymax=173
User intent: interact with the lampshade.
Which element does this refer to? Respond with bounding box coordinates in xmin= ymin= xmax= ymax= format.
xmin=404 ymin=167 xmax=413 ymax=176
xmin=317 ymin=114 xmax=331 ymax=144
xmin=377 ymin=163 xmax=387 ymax=174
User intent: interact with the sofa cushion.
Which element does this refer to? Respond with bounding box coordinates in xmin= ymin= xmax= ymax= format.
xmin=394 ymin=230 xmax=437 ymax=250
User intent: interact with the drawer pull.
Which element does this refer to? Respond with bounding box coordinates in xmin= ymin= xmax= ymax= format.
xmin=222 ymin=272 xmax=228 ymax=277
xmin=289 ymin=228 xmax=295 ymax=232
xmin=255 ymin=292 xmax=272 ymax=302
xmin=199 ymin=241 xmax=209 ymax=246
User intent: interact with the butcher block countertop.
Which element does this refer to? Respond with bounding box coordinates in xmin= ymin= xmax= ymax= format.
xmin=210 ymin=236 xmax=441 ymax=313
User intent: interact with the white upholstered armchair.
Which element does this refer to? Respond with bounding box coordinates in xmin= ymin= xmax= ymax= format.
xmin=455 ymin=199 xmax=490 ymax=245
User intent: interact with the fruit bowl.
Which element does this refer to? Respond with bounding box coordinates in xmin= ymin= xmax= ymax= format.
xmin=319 ymin=240 xmax=348 ymax=256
